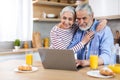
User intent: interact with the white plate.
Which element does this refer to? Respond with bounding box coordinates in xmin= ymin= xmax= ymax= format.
xmin=87 ymin=70 xmax=113 ymax=78
xmin=14 ymin=67 xmax=38 ymax=73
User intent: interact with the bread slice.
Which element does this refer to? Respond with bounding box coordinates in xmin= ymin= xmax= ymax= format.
xmin=99 ymin=67 xmax=115 ymax=76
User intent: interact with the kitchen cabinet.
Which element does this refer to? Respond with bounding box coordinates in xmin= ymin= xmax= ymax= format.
xmin=33 ymin=0 xmax=76 ymax=22
xmin=89 ymin=0 xmax=120 ymax=19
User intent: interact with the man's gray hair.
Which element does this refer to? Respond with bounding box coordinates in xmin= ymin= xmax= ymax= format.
xmin=60 ymin=6 xmax=75 ymax=17
xmin=75 ymin=4 xmax=93 ymax=15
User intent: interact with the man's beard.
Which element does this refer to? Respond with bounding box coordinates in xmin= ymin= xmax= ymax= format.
xmin=79 ymin=21 xmax=92 ymax=31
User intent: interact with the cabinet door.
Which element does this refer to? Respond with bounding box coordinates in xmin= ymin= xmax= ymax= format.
xmin=89 ymin=0 xmax=119 ymax=17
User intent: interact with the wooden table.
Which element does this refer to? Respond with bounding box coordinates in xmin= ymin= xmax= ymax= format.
xmin=0 ymin=60 xmax=119 ymax=80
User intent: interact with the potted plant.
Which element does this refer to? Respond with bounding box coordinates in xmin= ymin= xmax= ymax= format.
xmin=14 ymin=39 xmax=21 ymax=50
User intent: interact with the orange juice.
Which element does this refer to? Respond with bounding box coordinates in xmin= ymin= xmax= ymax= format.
xmin=44 ymin=37 xmax=49 ymax=48
xmin=108 ymin=64 xmax=120 ymax=74
xmin=23 ymin=41 xmax=29 ymax=49
xmin=90 ymin=55 xmax=98 ymax=69
xmin=26 ymin=53 xmax=33 ymax=65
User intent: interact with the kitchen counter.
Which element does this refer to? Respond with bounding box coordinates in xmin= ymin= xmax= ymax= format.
xmin=0 ymin=48 xmax=38 ymax=55
xmin=0 ymin=60 xmax=119 ymax=80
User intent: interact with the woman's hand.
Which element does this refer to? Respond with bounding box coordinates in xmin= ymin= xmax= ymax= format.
xmin=81 ymin=31 xmax=94 ymax=45
xmin=96 ymin=19 xmax=107 ymax=32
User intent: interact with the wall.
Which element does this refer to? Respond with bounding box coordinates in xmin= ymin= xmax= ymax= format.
xmin=0 ymin=41 xmax=32 ymax=49
xmin=34 ymin=19 xmax=120 ymax=39
xmin=108 ymin=19 xmax=120 ymax=37
xmin=33 ymin=21 xmax=59 ymax=39
xmin=0 ymin=19 xmax=120 ymax=49
xmin=0 ymin=21 xmax=58 ymax=49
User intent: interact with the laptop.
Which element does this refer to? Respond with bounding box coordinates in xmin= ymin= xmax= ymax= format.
xmin=38 ymin=48 xmax=82 ymax=71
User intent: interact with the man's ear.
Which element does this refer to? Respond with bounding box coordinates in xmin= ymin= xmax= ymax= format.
xmin=89 ymin=13 xmax=94 ymax=19
xmin=91 ymin=13 xmax=94 ymax=19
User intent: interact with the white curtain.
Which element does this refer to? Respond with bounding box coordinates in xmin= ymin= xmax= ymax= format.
xmin=0 ymin=0 xmax=33 ymax=41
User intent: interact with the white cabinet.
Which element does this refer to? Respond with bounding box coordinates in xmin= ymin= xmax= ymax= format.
xmin=89 ymin=0 xmax=119 ymax=19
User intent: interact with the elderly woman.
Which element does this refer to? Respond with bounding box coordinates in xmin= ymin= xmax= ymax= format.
xmin=50 ymin=6 xmax=106 ymax=53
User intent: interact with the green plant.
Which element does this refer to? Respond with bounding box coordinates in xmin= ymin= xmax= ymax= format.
xmin=14 ymin=39 xmax=20 ymax=46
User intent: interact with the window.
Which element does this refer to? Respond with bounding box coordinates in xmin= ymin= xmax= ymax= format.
xmin=0 ymin=0 xmax=33 ymax=41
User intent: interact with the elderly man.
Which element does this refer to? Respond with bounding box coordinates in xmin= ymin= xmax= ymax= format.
xmin=67 ymin=4 xmax=114 ymax=67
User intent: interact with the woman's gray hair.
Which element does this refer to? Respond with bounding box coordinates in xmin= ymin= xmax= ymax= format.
xmin=60 ymin=6 xmax=75 ymax=17
xmin=75 ymin=4 xmax=93 ymax=15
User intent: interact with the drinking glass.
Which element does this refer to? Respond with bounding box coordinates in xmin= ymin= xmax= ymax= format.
xmin=25 ymin=51 xmax=33 ymax=66
xmin=90 ymin=51 xmax=98 ymax=70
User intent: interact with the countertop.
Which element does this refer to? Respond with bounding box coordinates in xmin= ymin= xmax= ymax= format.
xmin=0 ymin=60 xmax=119 ymax=80
xmin=0 ymin=48 xmax=38 ymax=55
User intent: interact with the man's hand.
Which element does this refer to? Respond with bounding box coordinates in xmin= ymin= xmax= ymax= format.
xmin=76 ymin=60 xmax=90 ymax=67
xmin=76 ymin=58 xmax=104 ymax=67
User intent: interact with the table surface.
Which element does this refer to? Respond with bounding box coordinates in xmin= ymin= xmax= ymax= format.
xmin=0 ymin=60 xmax=119 ymax=80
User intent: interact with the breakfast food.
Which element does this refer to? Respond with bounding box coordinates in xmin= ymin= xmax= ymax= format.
xmin=99 ymin=67 xmax=115 ymax=76
xmin=18 ymin=65 xmax=32 ymax=71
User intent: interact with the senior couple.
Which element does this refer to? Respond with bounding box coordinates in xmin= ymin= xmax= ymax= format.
xmin=50 ymin=4 xmax=114 ymax=67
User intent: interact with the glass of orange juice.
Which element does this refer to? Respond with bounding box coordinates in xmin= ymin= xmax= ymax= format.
xmin=25 ymin=51 xmax=33 ymax=65
xmin=90 ymin=51 xmax=98 ymax=70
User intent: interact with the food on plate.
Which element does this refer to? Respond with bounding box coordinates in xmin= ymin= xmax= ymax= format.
xmin=18 ymin=65 xmax=32 ymax=71
xmin=99 ymin=67 xmax=115 ymax=76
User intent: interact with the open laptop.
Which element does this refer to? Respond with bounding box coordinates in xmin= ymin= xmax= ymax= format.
xmin=38 ymin=48 xmax=82 ymax=71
